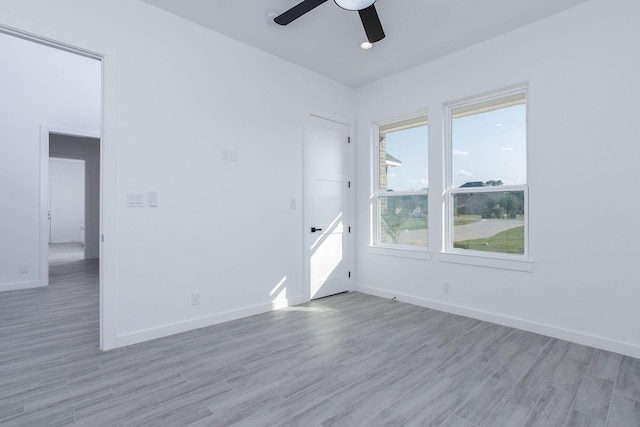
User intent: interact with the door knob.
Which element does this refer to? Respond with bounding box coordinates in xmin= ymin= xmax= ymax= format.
xmin=311 ymin=227 xmax=323 ymax=233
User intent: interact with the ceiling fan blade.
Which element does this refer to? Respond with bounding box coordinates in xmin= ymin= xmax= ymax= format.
xmin=274 ymin=0 xmax=329 ymax=25
xmin=358 ymin=4 xmax=385 ymax=43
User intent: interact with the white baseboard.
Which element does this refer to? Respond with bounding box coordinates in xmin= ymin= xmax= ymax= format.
xmin=356 ymin=284 xmax=640 ymax=359
xmin=0 ymin=280 xmax=44 ymax=292
xmin=115 ymin=295 xmax=308 ymax=348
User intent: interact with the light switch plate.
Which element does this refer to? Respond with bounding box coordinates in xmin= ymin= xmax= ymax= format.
xmin=148 ymin=191 xmax=158 ymax=207
xmin=127 ymin=192 xmax=144 ymax=207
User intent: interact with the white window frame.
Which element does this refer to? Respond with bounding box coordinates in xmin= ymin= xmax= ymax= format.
xmin=443 ymin=86 xmax=532 ymax=270
xmin=370 ymin=112 xmax=430 ymax=259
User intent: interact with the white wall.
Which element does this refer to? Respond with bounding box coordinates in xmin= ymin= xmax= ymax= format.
xmin=49 ymin=133 xmax=101 ymax=258
xmin=0 ymin=31 xmax=100 ymax=291
xmin=0 ymin=0 xmax=355 ymax=347
xmin=49 ymin=157 xmax=85 ymax=243
xmin=354 ymin=0 xmax=640 ymax=357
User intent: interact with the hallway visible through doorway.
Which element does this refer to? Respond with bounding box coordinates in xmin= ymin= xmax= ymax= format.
xmin=49 ymin=242 xmax=85 ymax=263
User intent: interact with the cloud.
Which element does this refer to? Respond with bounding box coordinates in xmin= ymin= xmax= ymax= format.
xmin=453 ymin=150 xmax=469 ymax=156
xmin=455 ymin=170 xmax=473 ymax=177
xmin=408 ymin=177 xmax=429 ymax=187
xmin=501 ymin=147 xmax=514 ymax=151
xmin=388 ymin=173 xmax=397 ymax=178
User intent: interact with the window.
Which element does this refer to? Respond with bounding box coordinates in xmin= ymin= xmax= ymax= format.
xmin=446 ymin=88 xmax=528 ymax=258
xmin=374 ymin=114 xmax=428 ymax=249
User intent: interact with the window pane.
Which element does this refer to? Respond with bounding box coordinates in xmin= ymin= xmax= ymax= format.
xmin=379 ymin=194 xmax=428 ymax=247
xmin=452 ymin=101 xmax=526 ymax=188
xmin=452 ymin=191 xmax=525 ymax=254
xmin=379 ymin=122 xmax=428 ymax=192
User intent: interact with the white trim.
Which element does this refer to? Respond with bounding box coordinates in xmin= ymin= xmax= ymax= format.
xmin=368 ymin=245 xmax=431 ymax=260
xmin=444 ymin=83 xmax=529 ymax=115
xmin=0 ymin=281 xmax=44 ymax=292
xmin=356 ymin=284 xmax=640 ymax=359
xmin=375 ymin=110 xmax=429 ymax=131
xmin=41 ymin=124 xmax=100 ymax=139
xmin=115 ymin=296 xmax=307 ymax=347
xmin=98 ymin=36 xmax=120 ymax=352
xmin=438 ymin=252 xmax=533 ymax=272
xmin=0 ymin=19 xmax=102 ymax=60
xmin=309 ymin=112 xmax=351 ymax=126
xmin=303 ymin=118 xmax=310 ymax=303
xmin=450 ymin=184 xmax=528 ymax=195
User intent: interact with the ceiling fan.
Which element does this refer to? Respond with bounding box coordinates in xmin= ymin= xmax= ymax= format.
xmin=274 ymin=0 xmax=385 ymax=44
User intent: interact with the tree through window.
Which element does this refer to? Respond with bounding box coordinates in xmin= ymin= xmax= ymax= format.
xmin=375 ymin=115 xmax=428 ymax=248
xmin=446 ymin=88 xmax=528 ymax=256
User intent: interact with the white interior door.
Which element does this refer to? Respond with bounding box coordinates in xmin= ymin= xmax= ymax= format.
xmin=49 ymin=157 xmax=85 ymax=244
xmin=305 ymin=116 xmax=351 ymax=300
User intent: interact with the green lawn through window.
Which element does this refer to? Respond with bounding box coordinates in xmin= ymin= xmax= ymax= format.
xmin=453 ymin=226 xmax=524 ymax=254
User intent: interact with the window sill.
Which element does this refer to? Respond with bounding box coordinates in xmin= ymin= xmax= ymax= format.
xmin=438 ymin=251 xmax=533 ymax=272
xmin=368 ymin=245 xmax=431 ymax=260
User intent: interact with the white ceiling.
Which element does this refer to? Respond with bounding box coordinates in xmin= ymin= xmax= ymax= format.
xmin=141 ymin=0 xmax=590 ymax=88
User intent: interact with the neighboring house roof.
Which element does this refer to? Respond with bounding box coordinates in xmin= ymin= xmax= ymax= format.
xmin=386 ymin=153 xmax=402 ymax=167
xmin=460 ymin=181 xmax=484 ymax=188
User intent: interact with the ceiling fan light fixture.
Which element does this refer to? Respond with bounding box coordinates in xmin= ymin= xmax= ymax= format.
xmin=334 ymin=0 xmax=375 ymax=11
xmin=360 ymin=41 xmax=373 ymax=49
xmin=266 ymin=9 xmax=280 ymax=20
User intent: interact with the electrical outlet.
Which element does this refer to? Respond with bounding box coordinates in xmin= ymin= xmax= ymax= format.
xmin=20 ymin=263 xmax=29 ymax=273
xmin=191 ymin=291 xmax=201 ymax=306
xmin=443 ymin=282 xmax=451 ymax=294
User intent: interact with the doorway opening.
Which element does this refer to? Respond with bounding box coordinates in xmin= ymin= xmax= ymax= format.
xmin=47 ymin=133 xmax=101 ymax=268
xmin=49 ymin=157 xmax=86 ymax=262
xmin=0 ymin=25 xmax=106 ymax=346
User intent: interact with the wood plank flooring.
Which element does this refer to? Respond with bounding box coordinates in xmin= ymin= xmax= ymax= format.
xmin=1 ymin=259 xmax=639 ymax=426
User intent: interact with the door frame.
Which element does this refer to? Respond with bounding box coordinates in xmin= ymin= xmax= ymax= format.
xmin=303 ymin=113 xmax=355 ymax=302
xmin=42 ymin=126 xmax=99 ymax=278
xmin=1 ymin=17 xmax=119 ymax=350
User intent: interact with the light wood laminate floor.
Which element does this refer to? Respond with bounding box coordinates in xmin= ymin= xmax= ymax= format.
xmin=1 ymin=259 xmax=639 ymax=426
